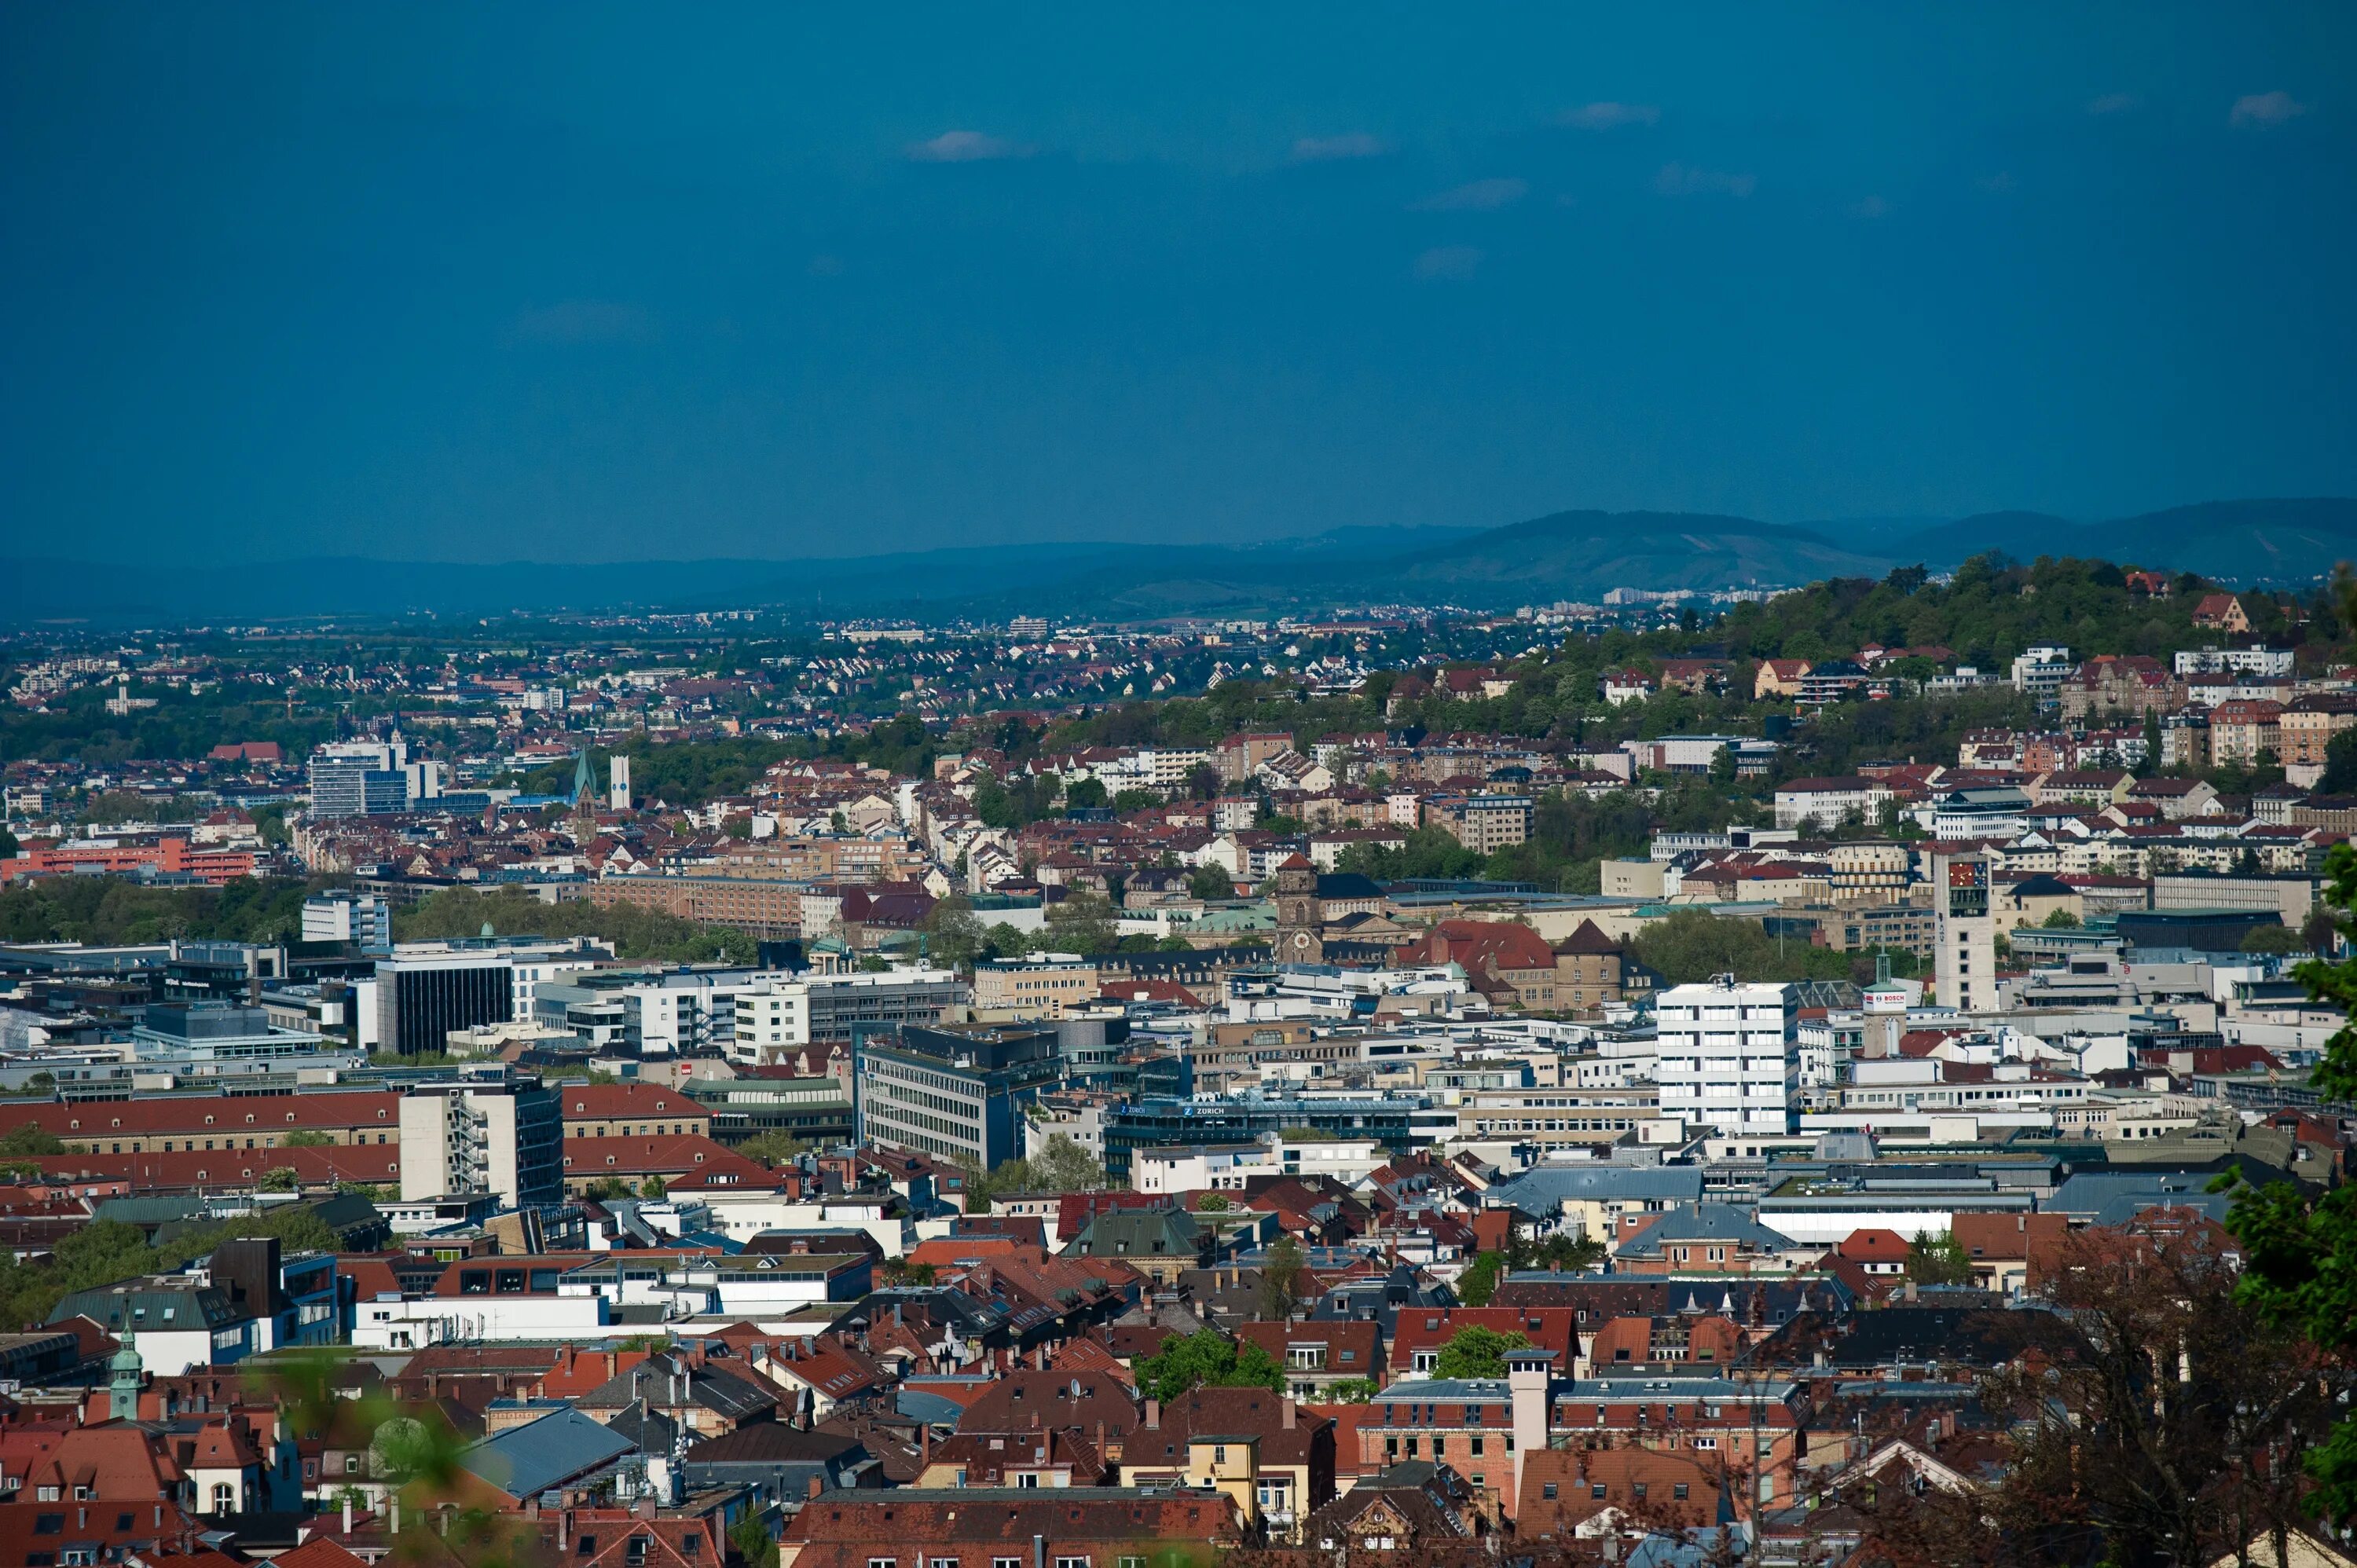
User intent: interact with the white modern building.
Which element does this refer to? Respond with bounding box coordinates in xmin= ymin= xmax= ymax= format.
xmin=301 ymin=890 xmax=392 ymax=951
xmin=728 ymin=966 xmax=964 ymax=1064
xmin=2173 ymin=644 xmax=2297 ymax=678
xmin=398 ymin=1068 xmax=563 ymax=1207
xmin=2011 ymin=645 xmax=2073 ymax=708
xmin=1654 ymin=976 xmax=1799 ymax=1135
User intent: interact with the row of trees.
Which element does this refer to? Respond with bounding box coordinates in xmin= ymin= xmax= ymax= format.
xmin=0 ymin=1209 xmax=343 ymax=1332
xmin=0 ymin=874 xmax=324 ymax=947
xmin=394 ymin=885 xmax=761 ymax=964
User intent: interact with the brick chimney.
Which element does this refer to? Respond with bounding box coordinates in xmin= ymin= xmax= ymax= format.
xmin=1281 ymin=1399 xmax=1295 ymax=1431
xmin=1143 ymin=1399 xmax=1160 ymax=1430
xmin=806 ymin=1474 xmax=826 ymax=1500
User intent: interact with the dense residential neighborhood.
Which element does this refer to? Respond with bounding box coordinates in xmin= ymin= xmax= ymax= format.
xmin=0 ymin=554 xmax=2354 ymax=1568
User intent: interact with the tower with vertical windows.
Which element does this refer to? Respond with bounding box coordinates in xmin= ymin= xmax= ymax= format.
xmin=1932 ymin=848 xmax=1997 ymax=1013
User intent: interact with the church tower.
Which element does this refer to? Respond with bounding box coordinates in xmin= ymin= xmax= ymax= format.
xmin=1274 ymin=854 xmax=1325 ymax=965
xmin=109 ymin=1332 xmax=142 ymax=1420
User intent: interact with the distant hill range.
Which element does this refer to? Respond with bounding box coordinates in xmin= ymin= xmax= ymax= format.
xmin=5 ymin=497 xmax=2352 ymax=625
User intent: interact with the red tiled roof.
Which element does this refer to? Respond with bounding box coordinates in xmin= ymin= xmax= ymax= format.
xmin=11 ymin=1091 xmax=398 ymax=1139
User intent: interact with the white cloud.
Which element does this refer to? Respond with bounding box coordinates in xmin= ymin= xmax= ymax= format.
xmin=1654 ymin=163 xmax=1754 ymax=198
xmin=2087 ymin=93 xmax=2140 ymax=115
xmin=1562 ymin=101 xmax=1660 ymax=130
xmin=1291 ymin=133 xmax=1390 ymax=162
xmin=2231 ymin=90 xmax=2310 ymax=126
xmin=1413 ymin=177 xmax=1528 ymax=211
xmin=1413 ymin=245 xmax=1484 ymax=280
xmin=907 ymin=130 xmax=1029 ymax=163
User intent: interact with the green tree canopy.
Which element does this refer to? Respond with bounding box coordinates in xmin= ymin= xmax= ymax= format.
xmin=1186 ymin=863 xmax=1235 ymax=901
xmin=1258 ymin=1236 xmax=1310 ymax=1319
xmin=1431 ymin=1325 xmax=1530 ymax=1380
xmin=1904 ymin=1229 xmax=1974 ymax=1286
xmin=2224 ymin=834 xmax=2357 ymax=1520
xmin=1136 ymin=1329 xmax=1284 ymax=1403
xmin=1043 ymin=889 xmax=1120 ymax=956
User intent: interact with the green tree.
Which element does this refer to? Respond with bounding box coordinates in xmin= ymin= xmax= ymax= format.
xmin=1186 ymin=863 xmax=1235 ymax=901
xmin=1904 ymin=1229 xmax=1974 ymax=1286
xmin=1431 ymin=1325 xmax=1530 ymax=1380
xmin=2041 ymin=908 xmax=2081 ymax=929
xmin=2223 ymin=834 xmax=2357 ymax=1520
xmin=1258 ymin=1236 xmax=1310 ymax=1320
xmin=1456 ymin=1251 xmax=1506 ymax=1308
xmin=0 ymin=1123 xmax=64 ymax=1156
xmin=737 ymin=1131 xmax=817 ymax=1165
xmin=1630 ymin=907 xmax=1778 ymax=984
xmin=731 ymin=1513 xmax=779 ymax=1568
xmin=2324 ymin=729 xmax=2357 ymax=795
xmin=280 ymin=1129 xmax=335 ymax=1148
xmin=1136 ymin=1328 xmax=1284 ymax=1403
xmin=879 ymin=1258 xmax=937 ymax=1288
xmin=156 ymin=1207 xmax=344 ymax=1270
xmin=257 ymin=1166 xmax=300 ymax=1192
xmin=1325 ymin=1377 xmax=1378 ymax=1404
xmin=1028 ymin=1134 xmax=1105 ymax=1194
xmin=50 ymin=1218 xmax=158 ymax=1289
xmin=920 ymin=896 xmax=985 ymax=969
xmin=2240 ymin=924 xmax=2306 ymax=954
xmin=1043 ymin=888 xmax=1120 ymax=956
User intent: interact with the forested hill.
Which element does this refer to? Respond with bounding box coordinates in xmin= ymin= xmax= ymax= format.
xmin=1717 ymin=554 xmax=2332 ymax=669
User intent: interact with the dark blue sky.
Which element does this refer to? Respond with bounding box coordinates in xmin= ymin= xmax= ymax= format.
xmin=2 ymin=7 xmax=2349 ymax=563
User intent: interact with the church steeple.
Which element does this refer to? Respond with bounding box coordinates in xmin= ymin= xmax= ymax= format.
xmin=1273 ymin=854 xmax=1324 ymax=964
xmin=109 ymin=1332 xmax=142 ymax=1420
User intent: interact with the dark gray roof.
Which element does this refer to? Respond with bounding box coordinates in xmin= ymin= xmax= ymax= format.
xmin=683 ymin=1421 xmax=867 ymax=1465
xmin=580 ymin=1352 xmax=778 ymax=1422
xmin=458 ymin=1406 xmax=636 ymax=1499
xmin=1486 ymin=1164 xmax=1704 ymax=1218
xmin=1615 ymin=1203 xmax=1798 ymax=1258
xmin=1062 ymin=1207 xmax=1201 ymax=1259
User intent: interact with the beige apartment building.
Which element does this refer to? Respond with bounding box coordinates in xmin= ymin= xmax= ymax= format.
xmin=973 ymin=955 xmax=1100 ymax=1018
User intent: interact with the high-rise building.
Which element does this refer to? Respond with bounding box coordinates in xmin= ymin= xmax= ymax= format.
xmin=308 ymin=737 xmax=412 ymax=819
xmin=1930 ymin=847 xmax=1998 ymax=1013
xmin=302 ymin=890 xmax=393 ymax=951
xmin=1655 ymin=976 xmax=1799 ymax=1135
xmin=398 ymin=1068 xmax=563 ymax=1207
xmin=855 ymin=1023 xmax=1064 ymax=1169
xmin=357 ymin=952 xmax=514 ymax=1055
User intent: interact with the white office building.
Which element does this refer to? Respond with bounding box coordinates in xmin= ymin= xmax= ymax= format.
xmin=1654 ymin=976 xmax=1799 ymax=1135
xmin=398 ymin=1068 xmax=563 ymax=1207
xmin=301 ymin=890 xmax=392 ymax=951
xmin=729 ymin=966 xmax=965 ymax=1064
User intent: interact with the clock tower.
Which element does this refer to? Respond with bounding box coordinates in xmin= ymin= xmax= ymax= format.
xmin=1274 ymin=854 xmax=1325 ymax=964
